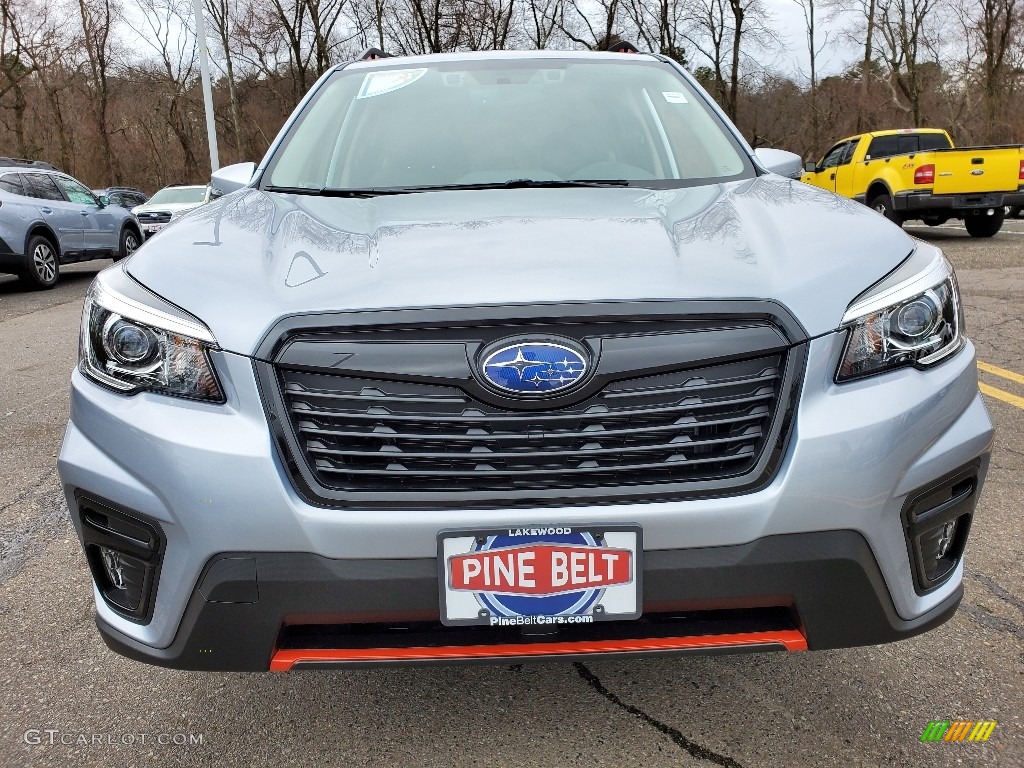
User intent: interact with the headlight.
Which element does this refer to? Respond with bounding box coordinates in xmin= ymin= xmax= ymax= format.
xmin=837 ymin=246 xmax=963 ymax=382
xmin=79 ymin=267 xmax=224 ymax=401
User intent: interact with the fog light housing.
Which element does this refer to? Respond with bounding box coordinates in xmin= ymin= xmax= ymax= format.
xmin=902 ymin=464 xmax=979 ymax=595
xmin=76 ymin=494 xmax=164 ymax=623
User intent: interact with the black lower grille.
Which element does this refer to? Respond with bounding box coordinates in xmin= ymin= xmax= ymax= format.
xmin=278 ymin=353 xmax=787 ymax=496
xmin=137 ymin=211 xmax=172 ymax=224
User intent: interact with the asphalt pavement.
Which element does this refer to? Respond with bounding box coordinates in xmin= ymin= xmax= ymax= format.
xmin=0 ymin=220 xmax=1021 ymax=768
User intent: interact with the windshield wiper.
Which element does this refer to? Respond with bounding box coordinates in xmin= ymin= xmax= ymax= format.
xmin=264 ymin=179 xmax=631 ymax=198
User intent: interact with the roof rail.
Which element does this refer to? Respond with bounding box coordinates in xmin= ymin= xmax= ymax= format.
xmin=607 ymin=41 xmax=640 ymax=53
xmin=357 ymin=47 xmax=392 ymax=61
xmin=0 ymin=157 xmax=58 ymax=171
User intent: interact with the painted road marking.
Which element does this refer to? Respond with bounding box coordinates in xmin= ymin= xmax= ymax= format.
xmin=979 ymin=382 xmax=1024 ymax=410
xmin=977 ymin=361 xmax=1024 ymax=386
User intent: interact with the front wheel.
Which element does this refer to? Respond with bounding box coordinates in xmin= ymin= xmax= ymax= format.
xmin=115 ymin=227 xmax=140 ymax=261
xmin=19 ymin=234 xmax=60 ymax=290
xmin=964 ymin=211 xmax=1004 ymax=238
xmin=868 ymin=194 xmax=903 ymax=226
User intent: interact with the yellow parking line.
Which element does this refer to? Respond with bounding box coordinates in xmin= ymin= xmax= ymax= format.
xmin=977 ymin=361 xmax=1024 ymax=386
xmin=979 ymin=382 xmax=1024 ymax=410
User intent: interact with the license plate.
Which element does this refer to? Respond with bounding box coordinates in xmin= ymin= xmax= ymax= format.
xmin=145 ymin=224 xmax=165 ymax=234
xmin=438 ymin=525 xmax=642 ymax=627
xmin=955 ymin=194 xmax=1002 ymax=208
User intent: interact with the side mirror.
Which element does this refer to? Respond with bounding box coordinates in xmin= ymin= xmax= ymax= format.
xmin=753 ymin=147 xmax=803 ymax=179
xmin=98 ymin=195 xmax=110 ymax=207
xmin=803 ymin=161 xmax=818 ymax=173
xmin=210 ymin=162 xmax=256 ymax=196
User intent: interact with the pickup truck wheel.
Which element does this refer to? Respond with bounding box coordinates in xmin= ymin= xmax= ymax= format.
xmin=964 ymin=211 xmax=1004 ymax=238
xmin=18 ymin=234 xmax=60 ymax=290
xmin=869 ymin=194 xmax=903 ymax=225
xmin=1006 ymin=205 xmax=1021 ymax=219
xmin=922 ymin=216 xmax=948 ymax=227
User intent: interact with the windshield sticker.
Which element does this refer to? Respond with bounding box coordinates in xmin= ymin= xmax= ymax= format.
xmin=357 ymin=68 xmax=428 ymax=99
xmin=662 ymin=91 xmax=688 ymax=104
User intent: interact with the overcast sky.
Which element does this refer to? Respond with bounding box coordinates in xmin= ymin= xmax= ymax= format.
xmin=761 ymin=0 xmax=860 ymax=79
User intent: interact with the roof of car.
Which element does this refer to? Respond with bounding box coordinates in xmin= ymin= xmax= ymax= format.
xmin=0 ymin=157 xmax=59 ymax=172
xmin=341 ymin=49 xmax=661 ymax=71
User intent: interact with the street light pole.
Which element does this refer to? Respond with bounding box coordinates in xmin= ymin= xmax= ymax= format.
xmin=191 ymin=0 xmax=219 ymax=173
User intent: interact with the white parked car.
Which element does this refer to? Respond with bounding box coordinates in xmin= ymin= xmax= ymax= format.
xmin=131 ymin=184 xmax=211 ymax=239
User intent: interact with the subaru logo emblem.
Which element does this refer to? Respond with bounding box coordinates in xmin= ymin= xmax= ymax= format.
xmin=479 ymin=340 xmax=589 ymax=395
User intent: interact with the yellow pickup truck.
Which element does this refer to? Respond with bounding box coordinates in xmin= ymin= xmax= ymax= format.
xmin=801 ymin=128 xmax=1024 ymax=237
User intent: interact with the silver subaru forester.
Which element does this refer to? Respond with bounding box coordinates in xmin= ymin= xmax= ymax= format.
xmin=58 ymin=49 xmax=994 ymax=671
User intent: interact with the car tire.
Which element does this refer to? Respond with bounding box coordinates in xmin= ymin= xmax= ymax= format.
xmin=868 ymin=193 xmax=903 ymax=226
xmin=1007 ymin=205 xmax=1021 ymax=219
xmin=19 ymin=234 xmax=60 ymax=290
xmin=964 ymin=211 xmax=1004 ymax=238
xmin=922 ymin=215 xmax=948 ymax=227
xmin=115 ymin=227 xmax=141 ymax=261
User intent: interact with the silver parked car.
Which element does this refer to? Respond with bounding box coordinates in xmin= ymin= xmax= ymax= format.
xmin=0 ymin=159 xmax=143 ymax=289
xmin=59 ymin=49 xmax=993 ymax=671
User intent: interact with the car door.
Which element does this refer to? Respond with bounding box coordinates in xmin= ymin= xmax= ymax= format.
xmin=53 ymin=174 xmax=116 ymax=254
xmin=831 ymin=142 xmax=859 ymax=198
xmin=22 ymin=173 xmax=83 ymax=256
xmin=817 ymin=141 xmax=854 ymax=194
xmin=802 ymin=141 xmax=850 ymax=193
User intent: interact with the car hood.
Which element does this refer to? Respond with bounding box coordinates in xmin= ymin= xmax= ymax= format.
xmin=126 ymin=176 xmax=916 ymax=355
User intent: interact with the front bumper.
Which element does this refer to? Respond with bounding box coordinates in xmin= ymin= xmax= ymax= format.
xmin=95 ymin=531 xmax=963 ymax=670
xmin=58 ymin=332 xmax=994 ymax=669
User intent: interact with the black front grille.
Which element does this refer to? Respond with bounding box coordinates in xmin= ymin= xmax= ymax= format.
xmin=278 ymin=353 xmax=788 ymax=499
xmin=137 ymin=211 xmax=172 ymax=224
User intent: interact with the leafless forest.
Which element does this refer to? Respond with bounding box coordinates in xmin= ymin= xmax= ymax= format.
xmin=0 ymin=0 xmax=1021 ymax=191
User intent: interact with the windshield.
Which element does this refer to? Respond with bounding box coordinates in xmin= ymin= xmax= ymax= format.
xmin=148 ymin=187 xmax=206 ymax=205
xmin=265 ymin=57 xmax=752 ymax=192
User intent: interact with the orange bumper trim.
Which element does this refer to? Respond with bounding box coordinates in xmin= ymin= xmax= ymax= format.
xmin=269 ymin=629 xmax=807 ymax=671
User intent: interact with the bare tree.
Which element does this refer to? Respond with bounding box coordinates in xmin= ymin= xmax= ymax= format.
xmin=623 ymin=0 xmax=689 ymax=61
xmin=206 ymin=0 xmax=245 ymax=156
xmin=125 ymin=0 xmax=201 ymax=180
xmin=793 ymin=0 xmax=828 ymax=147
xmin=77 ymin=0 xmax=120 ymax=183
xmin=686 ymin=0 xmax=774 ymax=122
xmin=462 ymin=0 xmax=518 ymax=49
xmin=18 ymin=1 xmax=79 ymax=170
xmin=956 ymin=0 xmax=1020 ymax=141
xmin=559 ymin=0 xmax=622 ymax=49
xmin=874 ymin=0 xmax=940 ymax=126
xmin=523 ymin=0 xmax=563 ymax=47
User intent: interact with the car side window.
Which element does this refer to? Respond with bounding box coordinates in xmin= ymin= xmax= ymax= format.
xmin=920 ymin=133 xmax=952 ymax=151
xmin=0 ymin=173 xmax=25 ymax=195
xmin=840 ymin=142 xmax=858 ymax=165
xmin=897 ymin=135 xmax=918 ymax=154
xmin=820 ymin=142 xmax=850 ymax=170
xmin=54 ymin=175 xmax=98 ymax=205
xmin=866 ymin=136 xmax=899 ymax=160
xmin=23 ymin=173 xmax=66 ymax=201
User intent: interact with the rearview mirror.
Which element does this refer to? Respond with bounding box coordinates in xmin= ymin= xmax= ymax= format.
xmin=804 ymin=161 xmax=817 ymax=173
xmin=753 ymin=148 xmax=803 ymax=179
xmin=210 ymin=162 xmax=256 ymax=196
xmin=98 ymin=195 xmax=110 ymax=207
